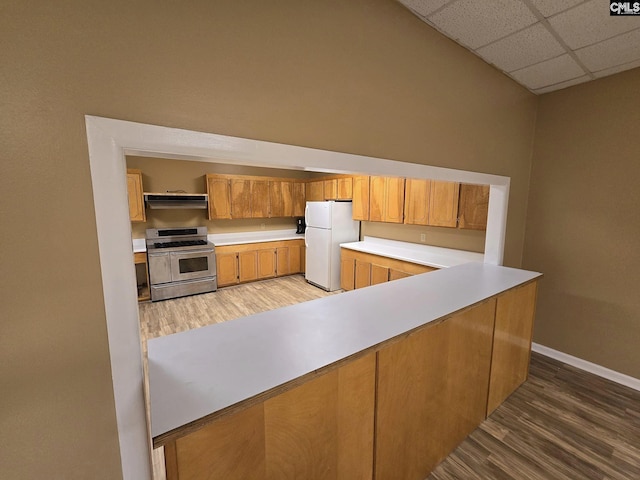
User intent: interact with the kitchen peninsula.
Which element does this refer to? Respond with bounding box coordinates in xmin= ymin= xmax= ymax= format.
xmin=148 ymin=261 xmax=540 ymax=480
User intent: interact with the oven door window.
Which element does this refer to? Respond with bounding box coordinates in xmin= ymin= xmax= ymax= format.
xmin=178 ymin=256 xmax=209 ymax=274
xmin=170 ymin=251 xmax=215 ymax=281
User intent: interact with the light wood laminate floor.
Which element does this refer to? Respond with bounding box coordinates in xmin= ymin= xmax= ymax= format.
xmin=138 ymin=275 xmax=640 ymax=480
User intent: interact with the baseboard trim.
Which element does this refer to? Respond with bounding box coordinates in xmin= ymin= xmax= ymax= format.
xmin=531 ymin=343 xmax=640 ymax=392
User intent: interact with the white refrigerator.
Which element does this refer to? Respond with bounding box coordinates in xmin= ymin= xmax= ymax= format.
xmin=305 ymin=201 xmax=360 ymax=291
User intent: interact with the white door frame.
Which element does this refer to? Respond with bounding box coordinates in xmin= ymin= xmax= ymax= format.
xmin=84 ymin=115 xmax=510 ymax=479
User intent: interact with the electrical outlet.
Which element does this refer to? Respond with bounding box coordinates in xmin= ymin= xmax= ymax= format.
xmin=420 ymin=233 xmax=426 ymax=242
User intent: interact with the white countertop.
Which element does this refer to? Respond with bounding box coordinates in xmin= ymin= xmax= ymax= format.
xmin=132 ymin=238 xmax=146 ymax=253
xmin=148 ymin=262 xmax=541 ymax=441
xmin=340 ymin=236 xmax=484 ymax=269
xmin=209 ymin=229 xmax=303 ymax=246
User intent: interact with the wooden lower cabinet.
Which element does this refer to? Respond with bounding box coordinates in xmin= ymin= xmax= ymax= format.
xmin=216 ymin=252 xmax=240 ymax=286
xmin=239 ymin=251 xmax=258 ymax=283
xmin=340 ymin=248 xmax=436 ymax=290
xmin=375 ymin=299 xmax=496 ymax=480
xmin=165 ymin=353 xmax=376 ymax=480
xmin=160 ymin=280 xmax=538 ymax=480
xmin=216 ymin=240 xmax=305 ymax=287
xmin=340 ymin=256 xmax=355 ymax=291
xmin=355 ymin=259 xmax=371 ymax=289
xmin=371 ymin=264 xmax=389 ymax=285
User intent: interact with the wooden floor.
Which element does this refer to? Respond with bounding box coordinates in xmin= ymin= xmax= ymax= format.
xmin=428 ymin=353 xmax=640 ymax=480
xmin=138 ymin=275 xmax=640 ymax=480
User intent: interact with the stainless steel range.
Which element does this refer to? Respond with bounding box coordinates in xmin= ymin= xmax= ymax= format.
xmin=146 ymin=227 xmax=217 ymax=301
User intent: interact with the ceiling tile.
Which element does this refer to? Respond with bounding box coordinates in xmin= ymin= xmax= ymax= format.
xmin=398 ymin=0 xmax=451 ymax=18
xmin=575 ymin=28 xmax=640 ymax=72
xmin=428 ymin=0 xmax=538 ymax=49
xmin=592 ymin=58 xmax=640 ymax=78
xmin=533 ymin=74 xmax=590 ymax=94
xmin=510 ymin=53 xmax=585 ymax=89
xmin=527 ymin=0 xmax=583 ymax=18
xmin=476 ymin=23 xmax=566 ymax=73
xmin=548 ymin=0 xmax=640 ymax=49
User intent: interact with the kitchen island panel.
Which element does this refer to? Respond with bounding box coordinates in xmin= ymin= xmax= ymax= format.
xmin=375 ymin=298 xmax=496 ymax=480
xmin=164 ymin=353 xmax=375 ymax=480
xmin=487 ymin=280 xmax=538 ymax=415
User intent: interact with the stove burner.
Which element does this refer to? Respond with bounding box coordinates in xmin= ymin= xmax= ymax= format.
xmin=153 ymin=240 xmax=208 ymax=249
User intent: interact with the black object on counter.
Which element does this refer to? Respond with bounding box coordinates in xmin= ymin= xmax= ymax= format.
xmin=296 ymin=217 xmax=306 ymax=234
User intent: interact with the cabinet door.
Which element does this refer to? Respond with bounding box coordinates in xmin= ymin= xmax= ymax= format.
xmin=369 ymin=176 xmax=385 ymax=222
xmin=306 ymin=181 xmax=324 ymax=202
xmin=289 ymin=245 xmax=302 ymax=274
xmin=354 ymin=260 xmax=371 ymax=289
xmin=126 ymin=169 xmax=146 ymax=222
xmin=375 ymin=300 xmax=495 ymax=480
xmin=269 ymin=181 xmax=284 ymax=218
xmin=352 ymin=176 xmax=370 ymax=221
xmin=292 ymin=182 xmax=306 ymax=217
xmin=216 ymin=253 xmax=239 ymax=286
xmin=251 ymin=180 xmax=270 ymax=218
xmin=371 ymin=264 xmax=390 ymax=285
xmin=281 ymin=181 xmax=293 ymax=217
xmin=238 ymin=251 xmax=258 ymax=282
xmin=384 ymin=177 xmax=405 ymax=223
xmin=231 ymin=179 xmax=252 ymax=219
xmin=337 ymin=177 xmax=353 ymax=200
xmin=340 ymin=255 xmax=355 ymax=291
xmin=276 ymin=247 xmax=289 ymax=277
xmin=301 ymin=245 xmax=306 ymax=273
xmin=323 ymin=179 xmax=337 ymax=200
xmin=207 ymin=176 xmax=232 ymax=220
xmin=458 ymin=184 xmax=489 ymax=230
xmin=404 ymin=179 xmax=430 ymax=225
xmin=389 ymin=269 xmax=411 ymax=281
xmin=428 ymin=181 xmax=460 ymax=228
xmin=257 ymin=248 xmax=276 ymax=279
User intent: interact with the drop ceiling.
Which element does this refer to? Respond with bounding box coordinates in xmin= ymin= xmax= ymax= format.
xmin=397 ymin=0 xmax=640 ymax=94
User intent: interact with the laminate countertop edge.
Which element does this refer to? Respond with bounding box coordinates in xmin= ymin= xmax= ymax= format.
xmin=340 ymin=236 xmax=484 ymax=269
xmin=148 ymin=262 xmax=541 ymax=443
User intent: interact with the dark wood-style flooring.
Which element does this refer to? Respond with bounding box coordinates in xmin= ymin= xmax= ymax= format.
xmin=139 ymin=275 xmax=640 ymax=480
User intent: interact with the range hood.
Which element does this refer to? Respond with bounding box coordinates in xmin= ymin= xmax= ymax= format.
xmin=144 ymin=193 xmax=209 ymax=210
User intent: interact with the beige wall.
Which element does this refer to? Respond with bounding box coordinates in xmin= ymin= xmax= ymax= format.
xmin=362 ymin=222 xmax=486 ymax=252
xmin=1 ymin=1 xmax=536 ymax=478
xmin=523 ymin=68 xmax=640 ymax=378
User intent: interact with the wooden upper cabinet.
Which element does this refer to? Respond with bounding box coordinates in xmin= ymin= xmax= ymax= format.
xmin=292 ymin=181 xmax=305 ymax=217
xmin=251 ymin=180 xmax=270 ymax=218
xmin=269 ymin=181 xmax=284 ymax=218
xmin=458 ymin=184 xmax=489 ymax=230
xmin=126 ymin=169 xmax=146 ymax=222
xmin=337 ymin=177 xmax=353 ymax=200
xmin=369 ymin=176 xmax=385 ymax=222
xmin=428 ymin=181 xmax=460 ymax=228
xmin=281 ymin=181 xmax=293 ymax=217
xmin=352 ymin=176 xmax=370 ymax=221
xmin=385 ymin=177 xmax=405 ymax=223
xmin=404 ymin=179 xmax=431 ymax=225
xmin=323 ymin=179 xmax=338 ymax=200
xmin=206 ymin=175 xmax=232 ymax=220
xmin=370 ymin=176 xmax=405 ymax=223
xmin=231 ymin=179 xmax=252 ymax=219
xmin=306 ymin=180 xmax=324 ymax=202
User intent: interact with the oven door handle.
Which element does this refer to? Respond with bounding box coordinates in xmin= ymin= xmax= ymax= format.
xmin=170 ymin=249 xmax=214 ymax=256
